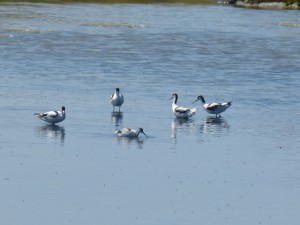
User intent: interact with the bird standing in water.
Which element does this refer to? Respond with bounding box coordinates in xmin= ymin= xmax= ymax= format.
xmin=115 ymin=128 xmax=148 ymax=137
xmin=34 ymin=106 xmax=66 ymax=124
xmin=193 ymin=95 xmax=232 ymax=117
xmin=169 ymin=93 xmax=197 ymax=119
xmin=111 ymin=87 xmax=124 ymax=112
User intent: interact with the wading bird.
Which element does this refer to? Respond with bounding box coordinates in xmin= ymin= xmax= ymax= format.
xmin=115 ymin=128 xmax=148 ymax=137
xmin=111 ymin=87 xmax=124 ymax=112
xmin=34 ymin=106 xmax=66 ymax=124
xmin=169 ymin=93 xmax=197 ymax=119
xmin=193 ymin=95 xmax=232 ymax=117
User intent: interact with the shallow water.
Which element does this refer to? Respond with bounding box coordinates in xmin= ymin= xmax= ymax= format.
xmin=1 ymin=2 xmax=300 ymax=225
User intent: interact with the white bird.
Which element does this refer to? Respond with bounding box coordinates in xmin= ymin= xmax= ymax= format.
xmin=193 ymin=95 xmax=232 ymax=117
xmin=34 ymin=106 xmax=66 ymax=124
xmin=169 ymin=93 xmax=197 ymax=119
xmin=111 ymin=87 xmax=124 ymax=112
xmin=115 ymin=128 xmax=148 ymax=137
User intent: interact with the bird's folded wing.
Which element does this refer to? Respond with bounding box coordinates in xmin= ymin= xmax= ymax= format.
xmin=44 ymin=111 xmax=59 ymax=118
xmin=222 ymin=102 xmax=232 ymax=106
xmin=120 ymin=128 xmax=131 ymax=133
xmin=206 ymin=103 xmax=222 ymax=110
xmin=175 ymin=106 xmax=190 ymax=113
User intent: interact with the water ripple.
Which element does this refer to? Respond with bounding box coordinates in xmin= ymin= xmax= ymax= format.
xmin=80 ymin=23 xmax=145 ymax=28
xmin=0 ymin=34 xmax=14 ymax=38
xmin=0 ymin=28 xmax=63 ymax=33
xmin=275 ymin=23 xmax=300 ymax=27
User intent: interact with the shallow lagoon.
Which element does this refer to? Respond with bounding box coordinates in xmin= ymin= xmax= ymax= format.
xmin=1 ymin=2 xmax=300 ymax=225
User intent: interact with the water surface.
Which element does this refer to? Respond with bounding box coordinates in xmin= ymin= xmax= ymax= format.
xmin=1 ymin=2 xmax=300 ymax=225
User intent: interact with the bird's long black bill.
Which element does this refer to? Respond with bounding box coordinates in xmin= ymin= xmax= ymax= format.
xmin=192 ymin=99 xmax=199 ymax=104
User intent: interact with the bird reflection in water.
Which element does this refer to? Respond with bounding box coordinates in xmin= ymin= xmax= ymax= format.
xmin=35 ymin=124 xmax=65 ymax=145
xmin=116 ymin=136 xmax=144 ymax=149
xmin=171 ymin=118 xmax=197 ymax=140
xmin=111 ymin=112 xmax=123 ymax=128
xmin=199 ymin=116 xmax=230 ymax=136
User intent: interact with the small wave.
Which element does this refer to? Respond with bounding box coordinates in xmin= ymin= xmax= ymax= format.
xmin=276 ymin=23 xmax=300 ymax=27
xmin=235 ymin=1 xmax=299 ymax=9
xmin=0 ymin=34 xmax=14 ymax=39
xmin=81 ymin=23 xmax=145 ymax=28
xmin=0 ymin=28 xmax=62 ymax=33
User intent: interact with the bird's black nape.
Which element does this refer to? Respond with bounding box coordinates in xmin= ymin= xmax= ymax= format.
xmin=172 ymin=93 xmax=178 ymax=104
xmin=198 ymin=95 xmax=205 ymax=103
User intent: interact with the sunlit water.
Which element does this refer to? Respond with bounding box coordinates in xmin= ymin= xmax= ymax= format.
xmin=1 ymin=2 xmax=300 ymax=225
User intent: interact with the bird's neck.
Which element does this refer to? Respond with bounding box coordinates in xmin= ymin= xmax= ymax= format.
xmin=173 ymin=95 xmax=178 ymax=104
xmin=172 ymin=99 xmax=178 ymax=109
xmin=200 ymin=97 xmax=205 ymax=104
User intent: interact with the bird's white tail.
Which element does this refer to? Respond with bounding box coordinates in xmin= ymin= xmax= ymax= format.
xmin=190 ymin=108 xmax=197 ymax=113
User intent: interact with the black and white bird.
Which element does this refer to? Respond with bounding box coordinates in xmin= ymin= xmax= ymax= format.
xmin=110 ymin=87 xmax=124 ymax=112
xmin=115 ymin=128 xmax=148 ymax=137
xmin=34 ymin=106 xmax=66 ymax=124
xmin=169 ymin=93 xmax=197 ymax=119
xmin=193 ymin=95 xmax=232 ymax=117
